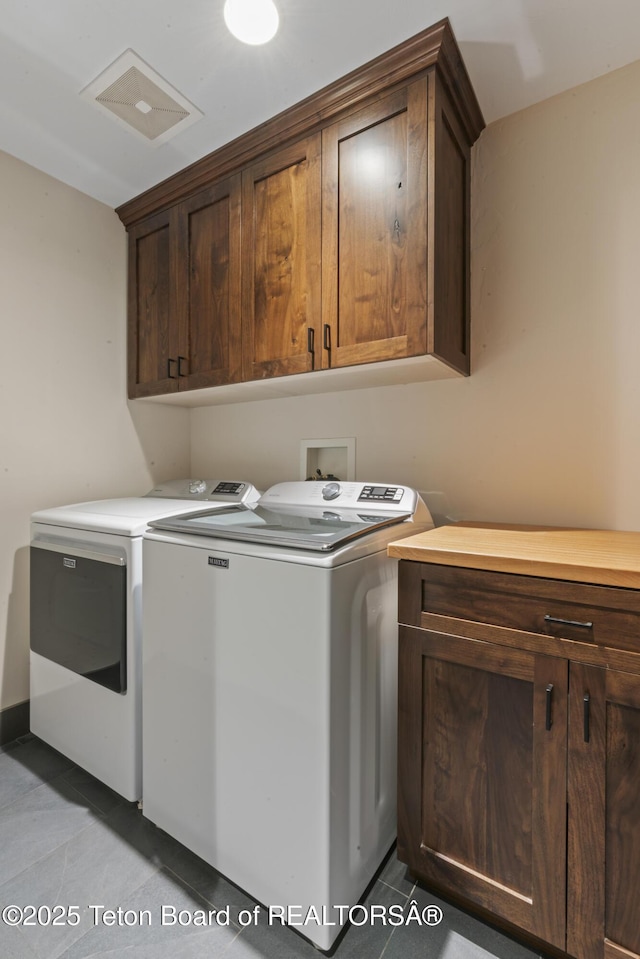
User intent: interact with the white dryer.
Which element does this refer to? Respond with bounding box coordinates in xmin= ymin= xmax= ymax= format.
xmin=29 ymin=479 xmax=259 ymax=801
xmin=142 ymin=480 xmax=433 ymax=950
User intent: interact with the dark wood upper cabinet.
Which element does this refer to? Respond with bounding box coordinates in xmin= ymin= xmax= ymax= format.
xmin=241 ymin=135 xmax=321 ymax=381
xmin=128 ymin=208 xmax=179 ymax=397
xmin=118 ymin=18 xmax=484 ymax=401
xmin=321 ymin=83 xmax=428 ymax=369
xmin=176 ymin=176 xmax=242 ymax=391
xmin=127 ymin=177 xmax=242 ymax=399
xmin=321 ymin=74 xmax=471 ymax=374
xmin=397 ymin=560 xmax=640 ymax=959
xmin=432 ymin=74 xmax=472 ymax=372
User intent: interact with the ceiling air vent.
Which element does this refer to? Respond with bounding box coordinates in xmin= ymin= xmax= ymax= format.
xmin=80 ymin=49 xmax=203 ymax=145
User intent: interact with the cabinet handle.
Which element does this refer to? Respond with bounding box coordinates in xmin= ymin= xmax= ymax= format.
xmin=545 ymin=683 xmax=554 ymax=730
xmin=544 ymin=614 xmax=594 ymax=630
xmin=323 ymin=324 xmax=331 ymax=351
xmin=178 ymin=355 xmax=188 ymax=377
xmin=167 ymin=358 xmax=178 ymax=379
xmin=307 ymin=328 xmax=315 ymax=355
xmin=583 ymin=693 xmax=590 ymax=743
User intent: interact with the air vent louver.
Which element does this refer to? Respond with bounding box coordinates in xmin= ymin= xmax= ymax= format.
xmin=80 ymin=49 xmax=203 ymax=145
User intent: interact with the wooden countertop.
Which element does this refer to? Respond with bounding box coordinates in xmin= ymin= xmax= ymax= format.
xmin=387 ymin=523 xmax=640 ymax=589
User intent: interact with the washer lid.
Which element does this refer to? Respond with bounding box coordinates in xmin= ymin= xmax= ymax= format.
xmin=148 ymin=503 xmax=412 ymax=552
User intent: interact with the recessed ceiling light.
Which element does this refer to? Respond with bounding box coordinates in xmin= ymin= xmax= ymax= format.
xmin=223 ymin=0 xmax=279 ymax=45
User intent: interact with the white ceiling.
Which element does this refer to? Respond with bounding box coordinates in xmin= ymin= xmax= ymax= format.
xmin=2 ymin=0 xmax=640 ymax=210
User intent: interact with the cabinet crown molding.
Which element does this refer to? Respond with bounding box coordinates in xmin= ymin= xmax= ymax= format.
xmin=116 ymin=17 xmax=484 ymax=228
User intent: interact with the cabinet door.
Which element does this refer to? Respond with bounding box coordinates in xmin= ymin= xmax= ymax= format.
xmin=398 ymin=626 xmax=568 ymax=949
xmin=175 ymin=177 xmax=242 ymax=389
xmin=127 ymin=209 xmax=180 ymax=397
xmin=241 ymin=135 xmax=321 ymax=380
xmin=321 ymin=81 xmax=428 ymax=369
xmin=568 ymin=663 xmax=640 ymax=959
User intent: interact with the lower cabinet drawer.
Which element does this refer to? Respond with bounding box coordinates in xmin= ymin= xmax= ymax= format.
xmin=399 ymin=562 xmax=640 ymax=654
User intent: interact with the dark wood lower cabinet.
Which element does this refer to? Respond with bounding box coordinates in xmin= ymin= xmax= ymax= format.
xmin=568 ymin=664 xmax=640 ymax=959
xmin=397 ymin=560 xmax=640 ymax=959
xmin=399 ymin=626 xmax=568 ymax=949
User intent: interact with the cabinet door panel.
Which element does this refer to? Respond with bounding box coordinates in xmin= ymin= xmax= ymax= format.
xmin=322 ymin=81 xmax=428 ymax=369
xmin=241 ymin=136 xmax=321 ymax=380
xmin=128 ymin=209 xmax=179 ymax=397
xmin=606 ymin=689 xmax=640 ymax=956
xmin=569 ymin=664 xmax=640 ymax=959
xmin=177 ymin=177 xmax=242 ymax=389
xmin=422 ymin=656 xmax=533 ymax=896
xmin=398 ymin=626 xmax=567 ymax=948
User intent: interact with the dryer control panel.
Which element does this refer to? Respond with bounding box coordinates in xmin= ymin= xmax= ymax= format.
xmin=146 ymin=479 xmax=257 ymax=502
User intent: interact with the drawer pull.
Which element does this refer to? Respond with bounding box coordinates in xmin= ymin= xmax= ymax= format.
xmin=544 ymin=614 xmax=594 ymax=630
xmin=584 ymin=693 xmax=590 ymax=743
xmin=545 ymin=683 xmax=554 ymax=731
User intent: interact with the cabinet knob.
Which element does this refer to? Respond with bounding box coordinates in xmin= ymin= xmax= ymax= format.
xmin=167 ymin=358 xmax=178 ymax=379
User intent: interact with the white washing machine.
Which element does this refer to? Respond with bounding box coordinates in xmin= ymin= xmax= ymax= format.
xmin=29 ymin=479 xmax=259 ymax=801
xmin=142 ymin=480 xmax=433 ymax=950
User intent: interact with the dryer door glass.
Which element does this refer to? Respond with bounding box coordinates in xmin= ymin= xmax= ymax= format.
xmin=30 ymin=542 xmax=127 ymax=693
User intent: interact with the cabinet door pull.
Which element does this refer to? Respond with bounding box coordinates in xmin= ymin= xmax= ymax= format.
xmin=307 ymin=327 xmax=315 ymax=355
xmin=583 ymin=693 xmax=591 ymax=743
xmin=544 ymin=614 xmax=594 ymax=630
xmin=323 ymin=324 xmax=331 ymax=351
xmin=167 ymin=358 xmax=178 ymax=379
xmin=545 ymin=683 xmax=554 ymax=730
xmin=178 ymin=355 xmax=188 ymax=377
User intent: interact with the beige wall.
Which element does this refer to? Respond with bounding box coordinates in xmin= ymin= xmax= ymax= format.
xmin=191 ymin=59 xmax=640 ymax=533
xmin=0 ymin=151 xmax=190 ymax=712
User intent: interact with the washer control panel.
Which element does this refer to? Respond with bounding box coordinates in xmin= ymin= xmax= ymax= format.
xmin=261 ymin=481 xmax=421 ymax=514
xmin=357 ymin=485 xmax=403 ymax=503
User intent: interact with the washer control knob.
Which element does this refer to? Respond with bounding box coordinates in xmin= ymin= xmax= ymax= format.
xmin=189 ymin=479 xmax=207 ymax=495
xmin=322 ymin=482 xmax=341 ymax=501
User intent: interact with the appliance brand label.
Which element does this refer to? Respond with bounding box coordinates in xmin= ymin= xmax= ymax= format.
xmin=208 ymin=556 xmax=229 ymax=569
xmin=63 ymin=557 xmax=77 ymax=569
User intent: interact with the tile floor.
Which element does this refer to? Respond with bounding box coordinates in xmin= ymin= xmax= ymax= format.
xmin=0 ymin=735 xmax=547 ymax=959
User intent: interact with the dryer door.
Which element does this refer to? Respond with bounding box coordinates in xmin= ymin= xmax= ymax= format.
xmin=30 ymin=540 xmax=127 ymax=693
